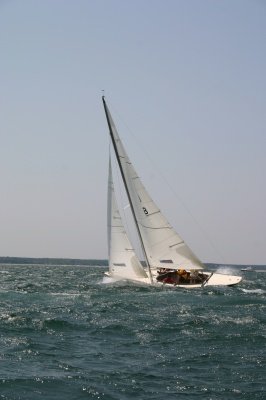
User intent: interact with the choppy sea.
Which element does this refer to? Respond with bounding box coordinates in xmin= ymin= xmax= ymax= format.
xmin=0 ymin=263 xmax=265 ymax=400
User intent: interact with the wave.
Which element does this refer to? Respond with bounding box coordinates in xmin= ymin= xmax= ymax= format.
xmin=241 ymin=288 xmax=265 ymax=295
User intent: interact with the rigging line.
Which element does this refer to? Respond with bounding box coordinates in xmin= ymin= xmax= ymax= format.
xmin=106 ymin=100 xmax=227 ymax=264
xmin=169 ymin=241 xmax=184 ymax=248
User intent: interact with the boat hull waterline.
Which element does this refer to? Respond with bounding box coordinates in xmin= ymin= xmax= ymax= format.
xmin=104 ymin=270 xmax=242 ymax=288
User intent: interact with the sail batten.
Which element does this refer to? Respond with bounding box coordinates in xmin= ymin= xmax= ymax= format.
xmin=140 ymin=224 xmax=171 ymax=230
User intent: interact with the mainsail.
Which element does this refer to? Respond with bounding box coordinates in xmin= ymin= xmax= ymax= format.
xmin=104 ymin=97 xmax=204 ymax=271
xmin=108 ymin=155 xmax=148 ymax=280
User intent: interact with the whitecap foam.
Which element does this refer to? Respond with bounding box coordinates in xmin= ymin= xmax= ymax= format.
xmin=241 ymin=288 xmax=265 ymax=295
xmin=50 ymin=292 xmax=80 ymax=297
xmin=101 ymin=276 xmax=124 ymax=284
xmin=214 ymin=265 xmax=239 ymax=275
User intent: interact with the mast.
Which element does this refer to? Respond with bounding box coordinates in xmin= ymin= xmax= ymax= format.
xmin=102 ymin=96 xmax=153 ymax=283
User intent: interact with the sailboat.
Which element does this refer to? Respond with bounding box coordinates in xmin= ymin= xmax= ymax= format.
xmin=103 ymin=97 xmax=242 ymax=288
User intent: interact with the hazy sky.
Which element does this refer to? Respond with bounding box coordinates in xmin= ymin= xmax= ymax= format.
xmin=0 ymin=0 xmax=265 ymax=264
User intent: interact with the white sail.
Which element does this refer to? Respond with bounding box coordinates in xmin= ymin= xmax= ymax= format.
xmin=105 ymin=102 xmax=204 ymax=271
xmin=107 ymin=155 xmax=148 ymax=280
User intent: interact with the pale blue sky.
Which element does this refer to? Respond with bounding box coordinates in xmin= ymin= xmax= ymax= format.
xmin=0 ymin=0 xmax=265 ymax=264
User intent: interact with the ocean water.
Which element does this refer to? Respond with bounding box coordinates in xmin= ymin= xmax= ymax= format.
xmin=0 ymin=264 xmax=265 ymax=400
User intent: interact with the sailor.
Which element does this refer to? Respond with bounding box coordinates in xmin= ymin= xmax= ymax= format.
xmin=173 ymin=270 xmax=180 ymax=285
xmin=178 ymin=269 xmax=190 ymax=283
xmin=190 ymin=270 xmax=198 ymax=283
xmin=190 ymin=270 xmax=205 ymax=283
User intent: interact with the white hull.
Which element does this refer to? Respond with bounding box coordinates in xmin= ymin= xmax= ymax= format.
xmin=104 ymin=270 xmax=242 ymax=288
xmin=204 ymin=272 xmax=242 ymax=286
